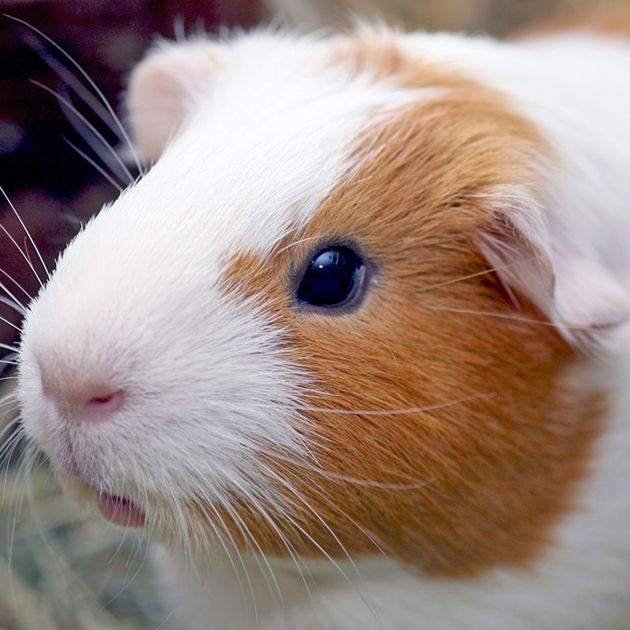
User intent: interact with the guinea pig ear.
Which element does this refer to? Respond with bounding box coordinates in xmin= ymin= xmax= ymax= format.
xmin=479 ymin=194 xmax=630 ymax=345
xmin=126 ymin=40 xmax=221 ymax=161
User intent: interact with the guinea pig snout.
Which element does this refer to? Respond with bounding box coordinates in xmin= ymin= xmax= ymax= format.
xmin=40 ymin=373 xmax=125 ymax=425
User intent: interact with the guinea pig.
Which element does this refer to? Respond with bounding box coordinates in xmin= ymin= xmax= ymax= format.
xmin=15 ymin=10 xmax=630 ymax=630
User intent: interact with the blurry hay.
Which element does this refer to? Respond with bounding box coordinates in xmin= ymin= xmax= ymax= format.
xmin=0 ymin=379 xmax=166 ymax=629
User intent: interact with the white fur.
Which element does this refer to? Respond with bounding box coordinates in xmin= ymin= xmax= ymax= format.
xmin=17 ymin=27 xmax=630 ymax=630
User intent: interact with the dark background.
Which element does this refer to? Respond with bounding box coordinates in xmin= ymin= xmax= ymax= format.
xmin=0 ymin=0 xmax=263 ymax=353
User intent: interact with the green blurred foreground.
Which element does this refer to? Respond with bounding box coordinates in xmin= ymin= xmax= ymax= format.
xmin=0 ymin=461 xmax=165 ymax=629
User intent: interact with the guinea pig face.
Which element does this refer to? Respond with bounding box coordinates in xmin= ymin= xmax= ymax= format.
xmin=17 ymin=31 xmax=628 ymax=574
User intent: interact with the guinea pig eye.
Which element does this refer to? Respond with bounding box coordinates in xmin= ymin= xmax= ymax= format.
xmin=296 ymin=246 xmax=365 ymax=308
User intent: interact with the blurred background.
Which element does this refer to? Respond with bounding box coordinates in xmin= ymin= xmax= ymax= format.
xmin=0 ymin=0 xmax=629 ymax=627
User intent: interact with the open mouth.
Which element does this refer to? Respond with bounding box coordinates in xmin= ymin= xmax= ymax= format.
xmin=58 ymin=473 xmax=146 ymax=528
xmin=97 ymin=493 xmax=146 ymax=528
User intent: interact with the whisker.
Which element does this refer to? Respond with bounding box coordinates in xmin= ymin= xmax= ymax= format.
xmin=216 ymin=476 xmax=314 ymax=612
xmin=0 ymin=190 xmax=46 ymax=288
xmin=63 ymin=136 xmax=124 ymax=193
xmin=31 ymin=80 xmax=134 ymax=184
xmin=226 ymin=478 xmax=325 ymax=627
xmin=276 ymin=234 xmax=324 ymax=255
xmin=213 ymin=493 xmax=289 ymax=616
xmin=0 ymin=418 xmax=20 ymax=449
xmin=195 ymin=498 xmax=260 ymax=627
xmin=6 ymin=13 xmax=145 ymax=176
xmin=0 ymin=315 xmax=21 ymax=334
xmin=297 ymin=392 xmax=493 ymax=416
xmin=270 ymin=450 xmax=432 ymax=491
xmin=0 ymin=295 xmax=26 ymax=317
xmin=24 ymin=33 xmax=127 ymax=145
xmin=5 ymin=435 xmax=31 ymax=610
xmin=0 ymin=426 xmax=25 ymax=476
xmin=416 ymin=256 xmax=544 ymax=296
xmin=429 ymin=306 xmax=596 ymax=332
xmin=0 ymin=267 xmax=33 ymax=305
xmin=100 ymin=537 xmax=149 ymax=613
xmin=60 ymin=100 xmax=129 ymax=188
xmin=270 ymin=458 xmax=390 ymax=558
xmin=257 ymin=462 xmax=385 ymax=629
xmin=0 ymin=185 xmax=49 ymax=284
xmin=153 ymin=609 xmax=175 ymax=630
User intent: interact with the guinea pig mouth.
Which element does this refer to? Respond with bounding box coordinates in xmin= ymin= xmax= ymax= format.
xmin=97 ymin=493 xmax=146 ymax=528
xmin=58 ymin=473 xmax=146 ymax=528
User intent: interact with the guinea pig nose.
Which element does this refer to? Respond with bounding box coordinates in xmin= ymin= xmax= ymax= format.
xmin=82 ymin=387 xmax=125 ymax=419
xmin=42 ymin=376 xmax=125 ymax=424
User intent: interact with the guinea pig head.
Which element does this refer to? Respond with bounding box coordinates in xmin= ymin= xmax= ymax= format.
xmin=17 ymin=32 xmax=630 ymax=575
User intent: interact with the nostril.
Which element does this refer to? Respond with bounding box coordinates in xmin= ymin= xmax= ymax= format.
xmin=82 ymin=388 xmax=124 ymax=420
xmin=87 ymin=392 xmax=118 ymax=406
xmin=40 ymin=370 xmax=126 ymax=423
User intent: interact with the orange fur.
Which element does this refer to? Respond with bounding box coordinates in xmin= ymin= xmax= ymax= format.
xmin=210 ymin=39 xmax=605 ymax=576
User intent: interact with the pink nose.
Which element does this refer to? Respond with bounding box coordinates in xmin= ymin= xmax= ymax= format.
xmin=81 ymin=387 xmax=125 ymax=420
xmin=43 ymin=378 xmax=125 ymax=424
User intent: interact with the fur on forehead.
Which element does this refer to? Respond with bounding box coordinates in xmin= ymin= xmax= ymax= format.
xmin=126 ymin=30 xmax=426 ymax=259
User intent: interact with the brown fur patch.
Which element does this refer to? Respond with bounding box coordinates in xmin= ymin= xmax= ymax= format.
xmin=213 ymin=38 xmax=604 ymax=576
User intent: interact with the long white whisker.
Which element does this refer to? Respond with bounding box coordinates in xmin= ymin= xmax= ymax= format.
xmin=208 ymin=475 xmax=319 ymax=617
xmin=416 ymin=256 xmax=545 ymax=295
xmin=194 ymin=498 xmax=259 ymax=627
xmin=25 ymin=34 xmax=127 ymax=144
xmin=268 ymin=447 xmax=432 ymax=491
xmin=276 ymin=234 xmax=324 ymax=255
xmin=63 ymin=137 xmax=124 ymax=193
xmin=297 ymin=392 xmax=493 ymax=416
xmin=0 ymin=418 xmax=20 ymax=450
xmin=1 ymin=426 xmax=27 ymax=490
xmin=32 ymin=80 xmax=134 ymax=184
xmin=0 ymin=267 xmax=33 ymax=305
xmin=5 ymin=428 xmax=30 ymax=599
xmin=0 ymin=298 xmax=24 ymax=318
xmin=0 ymin=186 xmax=49 ymax=283
xmin=6 ymin=14 xmax=145 ymax=177
xmin=100 ymin=537 xmax=149 ymax=612
xmin=257 ymin=462 xmax=385 ymax=629
xmin=0 ymin=196 xmax=45 ymax=289
xmin=211 ymin=492 xmax=286 ymax=611
xmin=0 ymin=315 xmax=21 ymax=333
xmin=429 ymin=305 xmax=595 ymax=331
xmin=269 ymin=458 xmax=390 ymax=558
xmin=59 ymin=95 xmax=130 ymax=186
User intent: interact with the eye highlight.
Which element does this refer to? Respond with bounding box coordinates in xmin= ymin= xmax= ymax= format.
xmin=296 ymin=246 xmax=365 ymax=309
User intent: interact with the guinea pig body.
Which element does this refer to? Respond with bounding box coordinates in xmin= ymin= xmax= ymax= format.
xmin=16 ymin=13 xmax=630 ymax=630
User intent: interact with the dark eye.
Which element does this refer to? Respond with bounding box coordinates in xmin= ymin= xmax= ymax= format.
xmin=297 ymin=246 xmax=365 ymax=308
